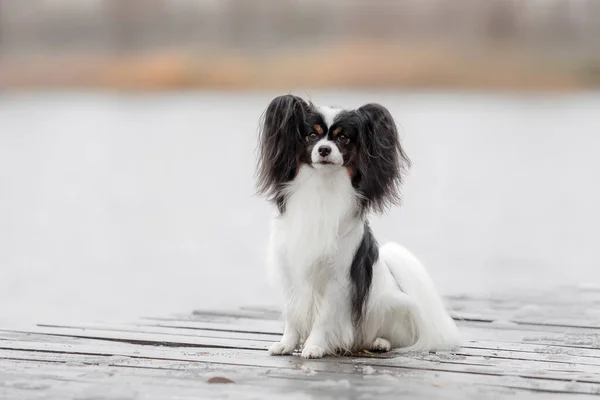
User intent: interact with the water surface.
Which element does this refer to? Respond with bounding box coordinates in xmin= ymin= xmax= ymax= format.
xmin=1 ymin=91 xmax=599 ymax=327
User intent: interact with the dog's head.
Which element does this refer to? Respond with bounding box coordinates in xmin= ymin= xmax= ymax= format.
xmin=256 ymin=95 xmax=411 ymax=214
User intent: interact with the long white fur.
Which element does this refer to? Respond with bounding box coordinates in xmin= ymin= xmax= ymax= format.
xmin=266 ymin=107 xmax=460 ymax=358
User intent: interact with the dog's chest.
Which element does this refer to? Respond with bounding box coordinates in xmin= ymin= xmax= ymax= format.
xmin=280 ymin=167 xmax=356 ymax=270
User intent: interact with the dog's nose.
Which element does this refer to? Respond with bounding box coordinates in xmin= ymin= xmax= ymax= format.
xmin=318 ymin=145 xmax=331 ymax=157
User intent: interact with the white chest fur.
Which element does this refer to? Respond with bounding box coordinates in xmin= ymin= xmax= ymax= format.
xmin=281 ymin=165 xmax=358 ymax=271
xmin=268 ymin=165 xmax=362 ymax=341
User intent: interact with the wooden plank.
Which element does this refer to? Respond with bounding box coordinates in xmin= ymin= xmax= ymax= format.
xmin=194 ymin=290 xmax=600 ymax=331
xmin=0 ymin=363 xmax=539 ymax=400
xmin=2 ymin=348 xmax=600 ymax=398
xmin=4 ymin=328 xmax=599 ymax=374
xmin=2 ymin=331 xmax=600 ymax=388
xmin=0 ymin=356 xmax=521 ymax=400
xmin=446 ymin=288 xmax=600 ymax=329
xmin=3 ymin=323 xmax=593 ymax=365
xmin=0 ymin=358 xmax=336 ymax=400
xmin=137 ymin=314 xmax=600 ymax=352
xmin=4 ymin=327 xmax=600 ymax=377
xmin=151 ymin=311 xmax=600 ymax=337
xmin=1 ymin=344 xmax=599 ymax=398
xmin=19 ymin=320 xmax=600 ymax=365
xmin=456 ymin=346 xmax=600 ymax=367
xmin=37 ymin=322 xmax=277 ymax=343
xmin=0 ymin=327 xmax=268 ymax=351
xmin=2 ymin=286 xmax=599 ymax=399
xmin=5 ymin=338 xmax=596 ymax=381
xmin=7 ymin=318 xmax=600 ymax=364
xmin=145 ymin=315 xmax=284 ymax=334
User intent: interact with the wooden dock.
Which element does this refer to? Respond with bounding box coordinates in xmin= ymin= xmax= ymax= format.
xmin=1 ymin=287 xmax=599 ymax=399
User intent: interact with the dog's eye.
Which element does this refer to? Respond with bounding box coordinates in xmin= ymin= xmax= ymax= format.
xmin=306 ymin=133 xmax=319 ymax=142
xmin=337 ymin=134 xmax=350 ymax=144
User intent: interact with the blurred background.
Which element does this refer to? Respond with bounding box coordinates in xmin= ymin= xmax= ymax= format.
xmin=1 ymin=0 xmax=599 ymax=327
xmin=1 ymin=0 xmax=600 ymax=90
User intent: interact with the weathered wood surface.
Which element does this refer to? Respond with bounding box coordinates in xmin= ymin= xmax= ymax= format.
xmin=1 ymin=289 xmax=599 ymax=399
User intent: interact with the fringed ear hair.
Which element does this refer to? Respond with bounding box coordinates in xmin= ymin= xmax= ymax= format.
xmin=356 ymin=103 xmax=411 ymax=214
xmin=256 ymin=94 xmax=309 ymax=208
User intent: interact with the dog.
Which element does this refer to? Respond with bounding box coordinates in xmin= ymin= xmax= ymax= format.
xmin=256 ymin=94 xmax=460 ymax=359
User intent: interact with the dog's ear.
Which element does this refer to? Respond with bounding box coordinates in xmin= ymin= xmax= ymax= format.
xmin=256 ymin=95 xmax=309 ymax=202
xmin=355 ymin=103 xmax=411 ymax=214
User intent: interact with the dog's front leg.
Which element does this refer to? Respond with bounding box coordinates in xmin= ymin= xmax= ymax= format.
xmin=268 ymin=319 xmax=300 ymax=355
xmin=301 ymin=278 xmax=353 ymax=359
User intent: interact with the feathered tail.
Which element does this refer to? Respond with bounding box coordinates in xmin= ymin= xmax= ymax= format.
xmin=380 ymin=242 xmax=460 ymax=352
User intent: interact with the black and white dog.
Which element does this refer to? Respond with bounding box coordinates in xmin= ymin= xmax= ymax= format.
xmin=256 ymin=95 xmax=459 ymax=358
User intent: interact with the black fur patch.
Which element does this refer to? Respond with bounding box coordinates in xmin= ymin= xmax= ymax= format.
xmin=354 ymin=103 xmax=411 ymax=215
xmin=350 ymin=222 xmax=378 ymax=326
xmin=256 ymin=94 xmax=309 ymax=213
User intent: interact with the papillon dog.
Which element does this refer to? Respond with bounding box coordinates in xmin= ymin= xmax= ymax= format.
xmin=256 ymin=94 xmax=460 ymax=359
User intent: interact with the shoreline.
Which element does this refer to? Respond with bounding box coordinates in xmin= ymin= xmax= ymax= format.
xmin=1 ymin=42 xmax=598 ymax=92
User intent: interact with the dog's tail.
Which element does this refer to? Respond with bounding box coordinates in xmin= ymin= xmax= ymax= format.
xmin=380 ymin=242 xmax=460 ymax=352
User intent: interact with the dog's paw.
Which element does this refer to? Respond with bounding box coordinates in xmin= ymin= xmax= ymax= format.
xmin=301 ymin=344 xmax=326 ymax=359
xmin=370 ymin=338 xmax=391 ymax=352
xmin=268 ymin=341 xmax=296 ymax=356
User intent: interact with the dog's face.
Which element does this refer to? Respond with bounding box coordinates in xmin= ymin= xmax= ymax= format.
xmin=301 ymin=106 xmax=359 ymax=169
xmin=256 ymin=95 xmax=411 ymax=214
